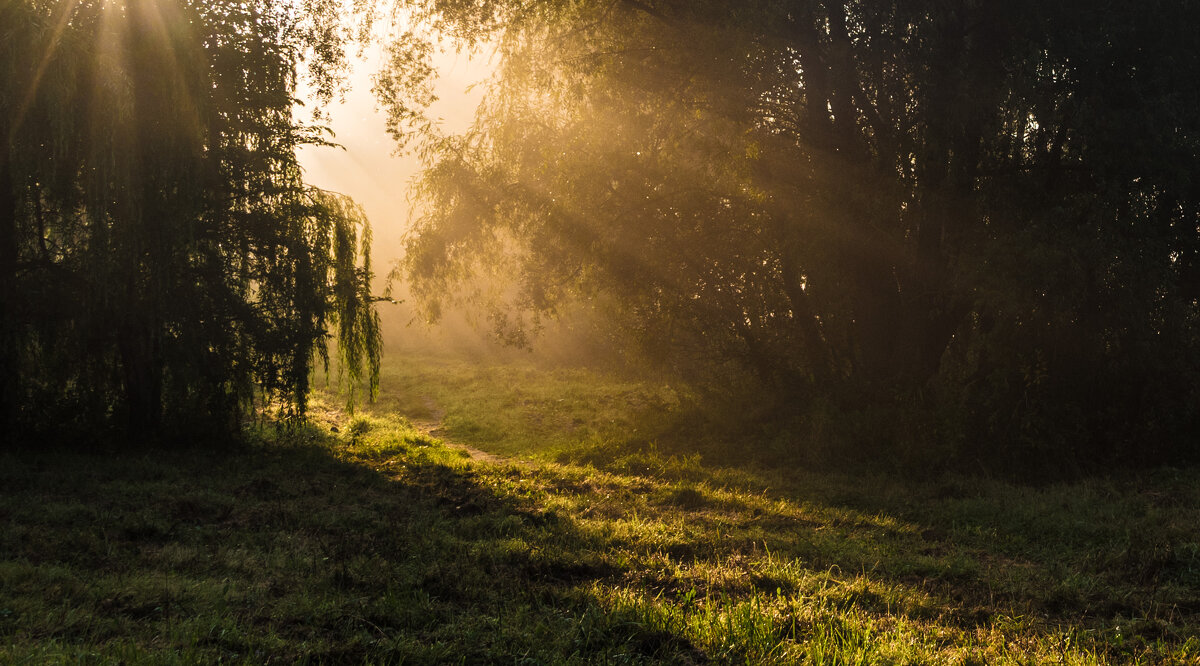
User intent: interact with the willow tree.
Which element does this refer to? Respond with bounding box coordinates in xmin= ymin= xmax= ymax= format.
xmin=0 ymin=0 xmax=381 ymax=444
xmin=386 ymin=0 xmax=1200 ymax=469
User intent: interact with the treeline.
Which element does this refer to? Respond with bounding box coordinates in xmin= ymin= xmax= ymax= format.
xmin=388 ymin=0 xmax=1200 ymax=472
xmin=7 ymin=0 xmax=1199 ymax=471
xmin=0 ymin=0 xmax=380 ymax=446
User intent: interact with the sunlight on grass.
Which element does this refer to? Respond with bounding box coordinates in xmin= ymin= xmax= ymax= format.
xmin=2 ymin=358 xmax=1198 ymax=662
xmin=328 ymin=354 xmax=683 ymax=459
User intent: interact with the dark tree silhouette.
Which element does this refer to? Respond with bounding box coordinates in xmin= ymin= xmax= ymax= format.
xmin=389 ymin=0 xmax=1200 ymax=470
xmin=0 ymin=0 xmax=380 ymax=445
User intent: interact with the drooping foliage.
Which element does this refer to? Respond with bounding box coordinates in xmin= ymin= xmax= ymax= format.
xmin=0 ymin=0 xmax=381 ymax=445
xmin=388 ymin=0 xmax=1200 ymax=470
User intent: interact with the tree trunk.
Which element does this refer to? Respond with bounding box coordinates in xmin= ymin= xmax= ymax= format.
xmin=119 ymin=313 xmax=164 ymax=445
xmin=0 ymin=151 xmax=18 ymax=444
xmin=780 ymin=248 xmax=833 ymax=385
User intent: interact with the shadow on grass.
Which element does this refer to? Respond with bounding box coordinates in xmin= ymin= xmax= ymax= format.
xmin=3 ymin=424 xmax=1197 ymax=663
xmin=547 ymin=445 xmax=1200 ymax=662
xmin=0 ymin=430 xmax=705 ymax=664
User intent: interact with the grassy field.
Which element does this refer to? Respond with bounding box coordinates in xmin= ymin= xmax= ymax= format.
xmin=348 ymin=354 xmax=686 ymax=460
xmin=2 ymin=355 xmax=1199 ymax=663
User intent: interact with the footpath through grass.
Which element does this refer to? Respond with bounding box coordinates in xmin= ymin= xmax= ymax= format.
xmin=2 ymin=356 xmax=1199 ymax=663
xmin=354 ymin=355 xmax=683 ymax=460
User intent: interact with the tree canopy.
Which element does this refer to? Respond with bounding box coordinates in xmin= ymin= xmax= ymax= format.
xmin=1 ymin=0 xmax=381 ymax=445
xmin=389 ymin=0 xmax=1200 ymax=470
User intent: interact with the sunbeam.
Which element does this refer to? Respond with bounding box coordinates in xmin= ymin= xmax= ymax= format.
xmin=10 ymin=0 xmax=83 ymax=144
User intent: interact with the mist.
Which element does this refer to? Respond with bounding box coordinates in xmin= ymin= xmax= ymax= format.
xmin=5 ymin=2 xmax=1200 ymax=662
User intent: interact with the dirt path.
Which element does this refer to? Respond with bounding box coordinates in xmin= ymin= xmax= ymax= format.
xmin=410 ymin=397 xmax=506 ymax=464
xmin=315 ymin=395 xmax=506 ymax=464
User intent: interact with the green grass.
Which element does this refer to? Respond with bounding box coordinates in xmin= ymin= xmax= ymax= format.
xmin=346 ymin=355 xmax=684 ymax=459
xmin=2 ymin=356 xmax=1199 ymax=663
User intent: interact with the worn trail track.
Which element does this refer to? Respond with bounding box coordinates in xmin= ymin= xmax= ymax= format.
xmin=315 ymin=396 xmax=506 ymax=464
xmin=410 ymin=397 xmax=506 ymax=464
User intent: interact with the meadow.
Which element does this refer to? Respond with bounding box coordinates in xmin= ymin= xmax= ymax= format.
xmin=2 ymin=355 xmax=1198 ymax=663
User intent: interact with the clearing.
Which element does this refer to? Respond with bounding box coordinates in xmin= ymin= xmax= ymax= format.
xmin=2 ymin=355 xmax=1198 ymax=663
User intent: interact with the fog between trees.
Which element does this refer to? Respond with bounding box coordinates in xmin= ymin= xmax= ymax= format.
xmin=387 ymin=0 xmax=1200 ymax=472
xmin=4 ymin=0 xmax=1199 ymax=473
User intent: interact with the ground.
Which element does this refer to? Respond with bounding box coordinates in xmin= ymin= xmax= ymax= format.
xmin=1 ymin=355 xmax=1198 ymax=663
